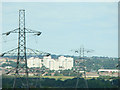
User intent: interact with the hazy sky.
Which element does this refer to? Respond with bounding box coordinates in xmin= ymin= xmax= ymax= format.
xmin=2 ymin=2 xmax=118 ymax=57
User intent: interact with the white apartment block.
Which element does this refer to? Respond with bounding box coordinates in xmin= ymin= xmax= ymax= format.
xmin=27 ymin=56 xmax=73 ymax=70
xmin=27 ymin=57 xmax=42 ymax=68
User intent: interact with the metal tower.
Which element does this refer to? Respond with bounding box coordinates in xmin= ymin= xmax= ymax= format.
xmin=71 ymin=46 xmax=94 ymax=89
xmin=14 ymin=9 xmax=29 ymax=89
xmin=1 ymin=10 xmax=50 ymax=89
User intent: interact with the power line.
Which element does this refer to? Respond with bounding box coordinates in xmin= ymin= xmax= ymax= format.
xmin=1 ymin=10 xmax=50 ymax=89
xmin=71 ymin=46 xmax=94 ymax=89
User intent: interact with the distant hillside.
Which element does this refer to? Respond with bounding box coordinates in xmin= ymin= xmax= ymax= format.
xmin=2 ymin=54 xmax=118 ymax=72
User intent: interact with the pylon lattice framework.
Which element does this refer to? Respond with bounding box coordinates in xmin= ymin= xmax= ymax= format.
xmin=1 ymin=10 xmax=50 ymax=88
xmin=71 ymin=47 xmax=94 ymax=89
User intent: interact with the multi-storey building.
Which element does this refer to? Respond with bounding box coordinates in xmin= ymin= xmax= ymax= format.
xmin=27 ymin=57 xmax=42 ymax=68
xmin=58 ymin=56 xmax=73 ymax=70
xmin=27 ymin=56 xmax=73 ymax=70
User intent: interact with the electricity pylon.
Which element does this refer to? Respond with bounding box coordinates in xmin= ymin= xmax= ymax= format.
xmin=71 ymin=46 xmax=94 ymax=89
xmin=1 ymin=10 xmax=50 ymax=89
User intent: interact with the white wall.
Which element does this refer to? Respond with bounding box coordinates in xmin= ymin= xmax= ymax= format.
xmin=27 ymin=57 xmax=42 ymax=68
xmin=27 ymin=56 xmax=73 ymax=70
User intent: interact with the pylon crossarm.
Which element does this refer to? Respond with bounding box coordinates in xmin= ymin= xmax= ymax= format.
xmin=0 ymin=48 xmax=49 ymax=57
xmin=0 ymin=48 xmax=18 ymax=57
xmin=84 ymin=49 xmax=94 ymax=53
xmin=71 ymin=49 xmax=94 ymax=54
xmin=25 ymin=28 xmax=42 ymax=36
xmin=70 ymin=49 xmax=79 ymax=52
xmin=2 ymin=28 xmax=19 ymax=36
xmin=70 ymin=49 xmax=80 ymax=53
xmin=26 ymin=48 xmax=50 ymax=56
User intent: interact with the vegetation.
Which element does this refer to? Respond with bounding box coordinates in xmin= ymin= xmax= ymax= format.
xmin=2 ymin=76 xmax=118 ymax=88
xmin=2 ymin=56 xmax=118 ymax=72
xmin=43 ymin=76 xmax=74 ymax=81
xmin=2 ymin=56 xmax=119 ymax=89
xmin=72 ymin=56 xmax=118 ymax=72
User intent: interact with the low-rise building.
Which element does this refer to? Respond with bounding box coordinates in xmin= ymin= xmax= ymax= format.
xmin=98 ymin=69 xmax=119 ymax=73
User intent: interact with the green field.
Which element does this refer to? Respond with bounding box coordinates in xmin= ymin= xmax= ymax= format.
xmin=42 ymin=76 xmax=75 ymax=81
xmin=2 ymin=75 xmax=118 ymax=88
xmin=3 ymin=74 xmax=99 ymax=81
